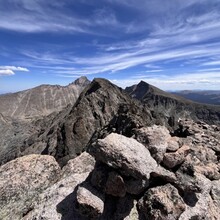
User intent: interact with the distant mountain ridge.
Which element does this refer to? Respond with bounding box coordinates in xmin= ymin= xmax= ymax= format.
xmin=0 ymin=76 xmax=90 ymax=119
xmin=172 ymin=90 xmax=220 ymax=105
xmin=125 ymin=81 xmax=220 ymax=126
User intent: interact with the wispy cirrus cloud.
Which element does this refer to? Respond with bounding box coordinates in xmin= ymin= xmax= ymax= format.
xmin=20 ymin=41 xmax=220 ymax=75
xmin=0 ymin=0 xmax=123 ymax=34
xmin=1 ymin=0 xmax=220 ymax=91
xmin=202 ymin=60 xmax=220 ymax=66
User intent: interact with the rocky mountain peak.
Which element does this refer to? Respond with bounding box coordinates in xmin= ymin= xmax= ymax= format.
xmin=71 ymin=76 xmax=90 ymax=86
xmin=126 ymin=80 xmax=220 ymax=126
xmin=15 ymin=77 xmax=149 ymax=167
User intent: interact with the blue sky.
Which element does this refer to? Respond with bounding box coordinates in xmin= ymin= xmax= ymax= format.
xmin=0 ymin=0 xmax=220 ymax=93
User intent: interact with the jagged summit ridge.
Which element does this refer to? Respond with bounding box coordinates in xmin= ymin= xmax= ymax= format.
xmin=18 ymin=77 xmax=152 ymax=166
xmin=125 ymin=80 xmax=189 ymax=101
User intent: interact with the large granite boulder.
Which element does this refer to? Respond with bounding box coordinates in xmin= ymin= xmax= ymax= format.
xmin=89 ymin=133 xmax=158 ymax=180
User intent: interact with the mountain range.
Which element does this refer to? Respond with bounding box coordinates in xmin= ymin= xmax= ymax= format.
xmin=172 ymin=90 xmax=220 ymax=106
xmin=0 ymin=77 xmax=220 ymax=219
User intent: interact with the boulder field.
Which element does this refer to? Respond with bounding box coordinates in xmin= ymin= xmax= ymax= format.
xmin=0 ymin=119 xmax=219 ymax=220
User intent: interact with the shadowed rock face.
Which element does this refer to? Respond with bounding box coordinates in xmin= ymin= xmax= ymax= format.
xmin=0 ymin=76 xmax=90 ymax=120
xmin=0 ymin=78 xmax=152 ymax=167
xmin=125 ymin=81 xmax=220 ymax=126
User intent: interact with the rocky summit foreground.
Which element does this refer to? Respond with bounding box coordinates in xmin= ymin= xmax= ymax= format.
xmin=0 ymin=119 xmax=219 ymax=220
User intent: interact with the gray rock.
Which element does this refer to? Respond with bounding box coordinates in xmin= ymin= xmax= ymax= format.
xmin=163 ymin=145 xmax=190 ymax=169
xmin=125 ymin=178 xmax=149 ymax=195
xmin=23 ymin=152 xmax=95 ymax=220
xmin=134 ymin=125 xmax=170 ymax=163
xmin=167 ymin=136 xmax=181 ymax=152
xmin=76 ymin=186 xmax=105 ymax=219
xmin=151 ymin=166 xmax=177 ymax=183
xmin=105 ymin=171 xmax=126 ymax=197
xmin=175 ymin=170 xmax=202 ymax=193
xmin=138 ymin=183 xmax=185 ymax=220
xmin=211 ymin=180 xmax=220 ymax=207
xmin=0 ymin=154 xmax=61 ymax=220
xmin=194 ymin=163 xmax=220 ymax=180
xmin=179 ymin=174 xmax=220 ymax=220
xmin=89 ymin=133 xmax=158 ymax=179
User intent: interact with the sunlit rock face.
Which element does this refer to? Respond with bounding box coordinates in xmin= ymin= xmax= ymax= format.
xmin=0 ymin=76 xmax=90 ymax=120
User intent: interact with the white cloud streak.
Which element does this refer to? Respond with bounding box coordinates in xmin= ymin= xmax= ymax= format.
xmin=0 ymin=66 xmax=29 ymax=72
xmin=0 ymin=69 xmax=15 ymax=76
xmin=0 ymin=66 xmax=29 ymax=76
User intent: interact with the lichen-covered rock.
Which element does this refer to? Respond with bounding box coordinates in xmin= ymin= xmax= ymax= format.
xmin=89 ymin=133 xmax=158 ymax=179
xmin=0 ymin=154 xmax=61 ymax=220
xmin=138 ymin=184 xmax=185 ymax=220
xmin=175 ymin=169 xmax=202 ymax=193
